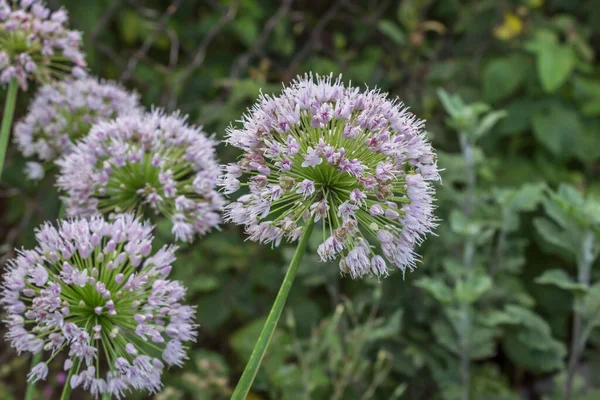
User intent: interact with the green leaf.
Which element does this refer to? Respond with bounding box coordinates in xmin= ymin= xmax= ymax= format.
xmin=455 ymin=274 xmax=493 ymax=303
xmin=535 ymin=269 xmax=588 ymax=294
xmin=432 ymin=319 xmax=461 ymax=355
xmin=524 ymin=29 xmax=558 ymax=53
xmin=573 ymin=77 xmax=600 ymax=116
xmin=414 ymin=277 xmax=453 ymax=304
xmin=482 ymin=56 xmax=527 ymax=102
xmin=497 ymin=99 xmax=540 ymax=136
xmin=532 ymin=105 xmax=581 ymax=156
xmin=473 ymin=110 xmax=507 ymax=139
xmin=437 ymin=88 xmax=464 ymax=118
xmin=449 ymin=209 xmax=481 ymax=236
xmin=505 ymin=183 xmax=546 ymax=212
xmin=573 ymin=119 xmax=600 ymax=163
xmin=537 ymin=44 xmax=576 ymax=92
xmin=189 ymin=274 xmax=221 ymax=292
xmin=369 ymin=310 xmax=403 ymax=340
xmin=533 ymin=217 xmax=577 ymax=255
xmin=500 ymin=306 xmax=566 ymax=373
xmin=378 ymin=20 xmax=406 ymax=44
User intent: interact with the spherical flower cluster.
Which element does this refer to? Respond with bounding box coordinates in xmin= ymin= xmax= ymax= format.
xmin=220 ymin=74 xmax=440 ymax=278
xmin=0 ymin=0 xmax=86 ymax=89
xmin=56 ymin=111 xmax=225 ymax=243
xmin=13 ymin=77 xmax=141 ymax=180
xmin=1 ymin=214 xmax=196 ymax=398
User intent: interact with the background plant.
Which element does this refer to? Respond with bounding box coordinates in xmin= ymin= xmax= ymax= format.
xmin=1 ymin=0 xmax=599 ymax=399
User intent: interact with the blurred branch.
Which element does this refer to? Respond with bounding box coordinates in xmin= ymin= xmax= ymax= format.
xmin=230 ymin=0 xmax=294 ymax=79
xmin=120 ymin=0 xmax=184 ymax=82
xmin=167 ymin=0 xmax=239 ymax=110
xmin=284 ymin=0 xmax=343 ymax=79
xmin=89 ymin=0 xmax=122 ymax=43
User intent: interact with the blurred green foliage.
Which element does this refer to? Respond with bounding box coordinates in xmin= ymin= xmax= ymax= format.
xmin=1 ymin=0 xmax=600 ymax=399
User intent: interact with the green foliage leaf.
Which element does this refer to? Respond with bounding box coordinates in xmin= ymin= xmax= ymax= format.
xmin=449 ymin=210 xmax=481 ymax=237
xmin=378 ymin=20 xmax=406 ymax=44
xmin=369 ymin=310 xmax=403 ymax=340
xmin=537 ymin=44 xmax=576 ymax=92
xmin=189 ymin=274 xmax=221 ymax=292
xmin=500 ymin=306 xmax=566 ymax=373
xmin=482 ymin=56 xmax=527 ymax=102
xmin=473 ymin=110 xmax=507 ymax=139
xmin=534 ymin=217 xmax=576 ymax=255
xmin=415 ymin=277 xmax=453 ymax=304
xmin=573 ymin=77 xmax=600 ymax=115
xmin=455 ymin=274 xmax=493 ymax=304
xmin=535 ymin=269 xmax=588 ymax=294
xmin=532 ymin=105 xmax=581 ymax=156
xmin=505 ymin=182 xmax=546 ymax=212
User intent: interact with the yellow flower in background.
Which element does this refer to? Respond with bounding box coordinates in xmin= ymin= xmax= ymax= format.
xmin=494 ymin=12 xmax=523 ymax=41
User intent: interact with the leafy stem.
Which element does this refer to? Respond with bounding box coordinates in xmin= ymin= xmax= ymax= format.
xmin=564 ymin=230 xmax=596 ymax=400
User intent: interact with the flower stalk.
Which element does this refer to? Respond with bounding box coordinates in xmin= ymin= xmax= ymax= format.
xmin=0 ymin=78 xmax=18 ymax=180
xmin=24 ymin=352 xmax=42 ymax=400
xmin=564 ymin=230 xmax=596 ymax=400
xmin=231 ymin=217 xmax=315 ymax=399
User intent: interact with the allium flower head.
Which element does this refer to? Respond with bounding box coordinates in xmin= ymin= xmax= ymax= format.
xmin=57 ymin=110 xmax=225 ymax=243
xmin=14 ymin=77 xmax=141 ymax=178
xmin=0 ymin=0 xmax=86 ymax=89
xmin=220 ymin=74 xmax=440 ymax=278
xmin=1 ymin=214 xmax=196 ymax=398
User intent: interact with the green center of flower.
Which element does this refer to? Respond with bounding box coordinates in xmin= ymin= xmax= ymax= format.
xmin=260 ymin=113 xmax=408 ymax=231
xmin=0 ymin=30 xmax=33 ymax=57
xmin=95 ymin=147 xmax=199 ymax=219
xmin=0 ymin=29 xmax=76 ymax=82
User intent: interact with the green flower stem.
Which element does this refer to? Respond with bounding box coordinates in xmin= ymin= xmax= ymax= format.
xmin=24 ymin=352 xmax=42 ymax=400
xmin=60 ymin=359 xmax=81 ymax=400
xmin=58 ymin=203 xmax=66 ymax=219
xmin=0 ymin=79 xmax=19 ymax=181
xmin=231 ymin=217 xmax=315 ymax=400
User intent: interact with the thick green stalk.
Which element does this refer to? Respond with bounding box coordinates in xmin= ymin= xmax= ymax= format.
xmin=231 ymin=217 xmax=315 ymax=400
xmin=24 ymin=352 xmax=43 ymax=400
xmin=0 ymin=79 xmax=19 ymax=180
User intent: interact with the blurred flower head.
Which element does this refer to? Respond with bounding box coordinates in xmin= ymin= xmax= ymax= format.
xmin=220 ymin=73 xmax=440 ymax=278
xmin=14 ymin=77 xmax=141 ymax=178
xmin=0 ymin=0 xmax=87 ymax=89
xmin=56 ymin=110 xmax=225 ymax=243
xmin=1 ymin=214 xmax=197 ymax=398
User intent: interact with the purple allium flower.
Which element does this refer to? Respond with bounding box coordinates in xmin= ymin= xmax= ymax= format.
xmin=56 ymin=111 xmax=225 ymax=243
xmin=14 ymin=77 xmax=141 ymax=177
xmin=0 ymin=0 xmax=87 ymax=89
xmin=220 ymin=73 xmax=440 ymax=278
xmin=1 ymin=214 xmax=197 ymax=398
